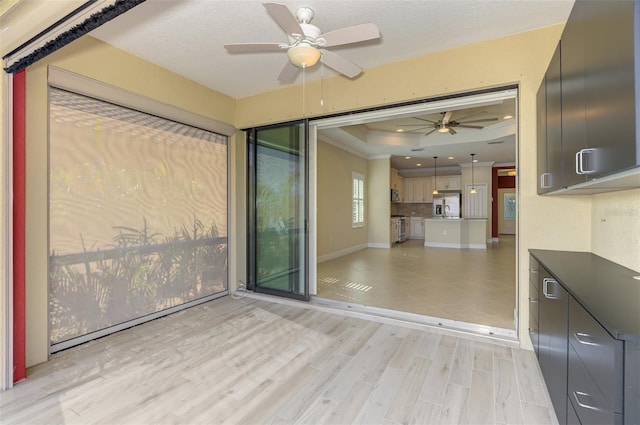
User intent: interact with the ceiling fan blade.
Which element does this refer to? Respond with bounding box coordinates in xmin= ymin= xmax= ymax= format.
xmin=264 ymin=3 xmax=304 ymax=37
xmin=278 ymin=61 xmax=299 ymax=82
xmin=320 ymin=49 xmax=362 ymax=78
xmin=397 ymin=123 xmax=436 ymax=127
xmin=411 ymin=117 xmax=438 ymax=124
xmin=442 ymin=111 xmax=453 ymax=124
xmin=460 ymin=117 xmax=499 ymax=124
xmin=224 ymin=43 xmax=287 ymax=53
xmin=318 ymin=23 xmax=380 ymax=47
xmin=424 ymin=129 xmax=437 ymax=136
xmin=398 ymin=126 xmax=431 ymax=132
xmin=448 ymin=128 xmax=457 ymax=135
xmin=457 ymin=124 xmax=484 ymax=129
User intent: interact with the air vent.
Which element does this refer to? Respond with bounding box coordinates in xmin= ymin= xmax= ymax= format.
xmin=487 ymin=140 xmax=504 ymax=145
xmin=410 ymin=148 xmax=425 ymax=152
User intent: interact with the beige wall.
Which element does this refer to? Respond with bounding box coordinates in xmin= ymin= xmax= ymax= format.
xmin=367 ymin=158 xmax=391 ymax=246
xmin=591 ymin=189 xmax=640 ymax=271
xmin=23 ymin=36 xmax=237 ymax=366
xmin=317 ymin=140 xmax=368 ymax=258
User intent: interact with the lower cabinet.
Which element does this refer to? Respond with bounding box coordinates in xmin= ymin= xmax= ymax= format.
xmin=409 ymin=218 xmax=424 ymax=239
xmin=530 ymin=252 xmax=637 ymax=425
xmin=537 ymin=266 xmax=568 ymax=424
xmin=528 ymin=258 xmax=540 ymax=355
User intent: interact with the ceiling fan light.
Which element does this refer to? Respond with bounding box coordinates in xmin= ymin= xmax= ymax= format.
xmin=287 ymin=44 xmax=321 ymax=68
xmin=437 ymin=126 xmax=449 ymax=133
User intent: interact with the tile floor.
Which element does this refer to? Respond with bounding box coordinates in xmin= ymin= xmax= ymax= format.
xmin=317 ymin=235 xmax=516 ymax=330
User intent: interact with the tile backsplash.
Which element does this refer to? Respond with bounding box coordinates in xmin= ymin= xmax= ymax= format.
xmin=391 ymin=202 xmax=433 ymax=218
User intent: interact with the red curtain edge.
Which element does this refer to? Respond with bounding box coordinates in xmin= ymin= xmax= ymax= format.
xmin=12 ymin=69 xmax=26 ymax=383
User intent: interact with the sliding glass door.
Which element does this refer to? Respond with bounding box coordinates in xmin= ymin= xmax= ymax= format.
xmin=247 ymin=122 xmax=308 ymax=300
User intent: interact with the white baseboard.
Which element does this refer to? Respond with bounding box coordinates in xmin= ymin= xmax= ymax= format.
xmin=490 ymin=237 xmax=499 ymax=243
xmin=368 ymin=242 xmax=391 ymax=249
xmin=424 ymin=242 xmax=487 ymax=250
xmin=317 ymin=243 xmax=368 ymax=263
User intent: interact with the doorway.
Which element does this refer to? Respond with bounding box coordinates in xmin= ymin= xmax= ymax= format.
xmin=310 ymin=88 xmax=519 ymax=336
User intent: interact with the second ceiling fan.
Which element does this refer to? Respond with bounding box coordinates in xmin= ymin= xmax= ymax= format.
xmin=224 ymin=3 xmax=380 ymax=82
xmin=400 ymin=111 xmax=499 ymax=136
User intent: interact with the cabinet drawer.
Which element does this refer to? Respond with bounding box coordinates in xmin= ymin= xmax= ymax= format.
xmin=568 ymin=344 xmax=623 ymax=425
xmin=569 ymin=297 xmax=623 ymax=413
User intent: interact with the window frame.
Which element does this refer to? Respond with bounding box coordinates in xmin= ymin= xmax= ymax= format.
xmin=352 ymin=172 xmax=365 ymax=228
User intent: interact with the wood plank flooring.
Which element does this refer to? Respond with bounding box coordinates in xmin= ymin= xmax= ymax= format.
xmin=0 ymin=296 xmax=557 ymax=425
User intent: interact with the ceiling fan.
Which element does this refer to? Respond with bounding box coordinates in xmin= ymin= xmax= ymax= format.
xmin=224 ymin=3 xmax=380 ymax=82
xmin=399 ymin=111 xmax=499 ymax=136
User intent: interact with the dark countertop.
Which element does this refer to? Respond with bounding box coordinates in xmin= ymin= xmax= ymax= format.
xmin=530 ymin=250 xmax=640 ymax=341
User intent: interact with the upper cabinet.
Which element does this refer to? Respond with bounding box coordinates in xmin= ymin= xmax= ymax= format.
xmin=537 ymin=43 xmax=564 ymax=193
xmin=404 ymin=178 xmax=433 ymax=203
xmin=537 ymin=0 xmax=640 ymax=194
xmin=434 ymin=175 xmax=461 ymax=191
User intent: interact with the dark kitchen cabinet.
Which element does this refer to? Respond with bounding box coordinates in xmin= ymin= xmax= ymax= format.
xmin=537 ymin=43 xmax=563 ymax=194
xmin=536 ymin=0 xmax=640 ymax=194
xmin=528 ymin=257 xmax=540 ymax=354
xmin=529 ymin=250 xmax=640 ymax=425
xmin=537 ymin=265 xmax=568 ymax=424
xmin=559 ymin=0 xmax=587 ymax=187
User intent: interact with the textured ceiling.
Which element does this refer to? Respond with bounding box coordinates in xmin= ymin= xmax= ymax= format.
xmin=90 ymin=0 xmax=574 ymax=99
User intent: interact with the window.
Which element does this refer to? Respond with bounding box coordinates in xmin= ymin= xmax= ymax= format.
xmin=352 ymin=172 xmax=365 ymax=227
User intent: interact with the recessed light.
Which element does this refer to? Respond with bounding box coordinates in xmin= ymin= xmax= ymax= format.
xmin=405 ymin=156 xmax=412 ymax=159
xmin=473 ymin=159 xmax=478 ymax=163
xmin=503 ymin=115 xmax=514 ymax=120
xmin=448 ymin=156 xmax=454 ymax=160
xmin=396 ymin=129 xmax=404 ymax=132
xmin=416 ymin=163 xmax=422 ymax=167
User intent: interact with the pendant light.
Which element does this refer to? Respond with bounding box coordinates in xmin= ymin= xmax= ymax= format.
xmin=432 ymin=156 xmax=439 ymax=195
xmin=470 ymin=153 xmax=477 ymax=194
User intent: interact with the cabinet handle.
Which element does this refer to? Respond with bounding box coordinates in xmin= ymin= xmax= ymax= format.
xmin=528 ymin=297 xmax=538 ymax=303
xmin=529 ymin=268 xmax=538 ymax=274
xmin=573 ymin=332 xmax=599 ymax=346
xmin=542 ymin=278 xmax=558 ymax=299
xmin=573 ymin=391 xmax=604 ymax=412
xmin=540 ymin=172 xmax=552 ymax=189
xmin=575 ymin=148 xmax=597 ymax=175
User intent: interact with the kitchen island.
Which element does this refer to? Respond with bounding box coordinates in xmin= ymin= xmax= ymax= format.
xmin=424 ymin=218 xmax=487 ymax=249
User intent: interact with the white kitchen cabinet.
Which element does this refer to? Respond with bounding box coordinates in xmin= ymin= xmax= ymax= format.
xmin=434 ymin=175 xmax=461 ymax=191
xmin=403 ymin=178 xmax=433 ymax=203
xmin=390 ymin=168 xmax=404 ymax=201
xmin=409 ymin=217 xmax=425 ymax=239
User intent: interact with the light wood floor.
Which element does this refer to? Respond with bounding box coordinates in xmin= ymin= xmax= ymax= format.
xmin=0 ymin=296 xmax=557 ymax=425
xmin=317 ymin=236 xmax=516 ymax=330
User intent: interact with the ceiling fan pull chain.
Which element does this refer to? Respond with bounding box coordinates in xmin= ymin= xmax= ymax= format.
xmin=302 ymin=64 xmax=306 ymax=117
xmin=320 ymin=55 xmax=324 ymax=106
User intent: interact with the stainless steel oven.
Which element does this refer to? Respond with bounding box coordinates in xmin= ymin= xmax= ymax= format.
xmin=398 ymin=217 xmax=407 ymax=242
